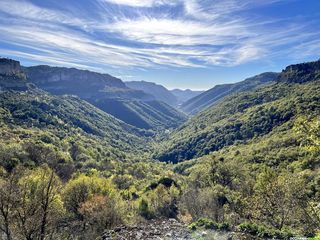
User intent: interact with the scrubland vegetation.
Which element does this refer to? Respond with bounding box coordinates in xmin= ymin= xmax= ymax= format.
xmin=0 ymin=59 xmax=320 ymax=239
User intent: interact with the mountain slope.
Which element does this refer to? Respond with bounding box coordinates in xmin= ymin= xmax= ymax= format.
xmin=155 ymin=61 xmax=320 ymax=163
xmin=0 ymin=91 xmax=152 ymax=173
xmin=93 ymin=98 xmax=186 ymax=130
xmin=181 ymin=72 xmax=279 ymax=115
xmin=125 ymin=81 xmax=177 ymax=106
xmin=0 ymin=59 xmax=152 ymax=161
xmin=170 ymin=89 xmax=204 ymax=105
xmin=24 ymin=65 xmax=186 ymax=130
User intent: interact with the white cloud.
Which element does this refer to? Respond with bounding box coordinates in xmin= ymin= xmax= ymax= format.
xmin=183 ymin=0 xmax=218 ymax=20
xmin=106 ymin=17 xmax=250 ymax=45
xmin=0 ymin=0 xmax=88 ymax=27
xmin=0 ymin=24 xmax=205 ymax=68
xmin=0 ymin=49 xmax=105 ymax=72
xmin=101 ymin=0 xmax=176 ymax=7
xmin=0 ymin=0 xmax=318 ymax=71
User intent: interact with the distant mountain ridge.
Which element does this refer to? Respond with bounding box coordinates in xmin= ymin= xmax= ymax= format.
xmin=170 ymin=89 xmax=204 ymax=105
xmin=181 ymin=72 xmax=279 ymax=115
xmin=125 ymin=80 xmax=177 ymax=106
xmin=22 ymin=64 xmax=186 ymax=130
xmin=24 ymin=65 xmax=153 ymax=100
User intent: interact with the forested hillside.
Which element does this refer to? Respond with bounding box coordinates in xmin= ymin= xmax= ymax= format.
xmin=181 ymin=72 xmax=279 ymax=115
xmin=0 ymin=89 xmax=179 ymax=239
xmin=0 ymin=61 xmax=179 ymax=239
xmin=0 ymin=89 xmax=154 ymax=168
xmin=156 ymin=61 xmax=320 ymax=162
xmin=94 ymin=98 xmax=186 ymax=130
xmin=24 ymin=65 xmax=186 ymax=130
xmin=155 ymin=60 xmax=320 ymax=239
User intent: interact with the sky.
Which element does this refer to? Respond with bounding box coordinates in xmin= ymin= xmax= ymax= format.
xmin=0 ymin=0 xmax=319 ymax=90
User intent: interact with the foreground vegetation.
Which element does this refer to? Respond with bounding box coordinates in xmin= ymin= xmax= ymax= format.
xmin=1 ymin=117 xmax=320 ymax=239
xmin=0 ymin=59 xmax=320 ymax=239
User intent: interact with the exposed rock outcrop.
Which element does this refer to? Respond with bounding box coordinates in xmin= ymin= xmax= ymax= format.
xmin=0 ymin=58 xmax=28 ymax=91
xmin=101 ymin=219 xmax=260 ymax=240
xmin=0 ymin=58 xmax=24 ymax=76
xmin=278 ymin=59 xmax=320 ymax=83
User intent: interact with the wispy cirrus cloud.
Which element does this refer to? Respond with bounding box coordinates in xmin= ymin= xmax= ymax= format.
xmin=0 ymin=0 xmax=88 ymax=27
xmin=0 ymin=0 xmax=319 ymax=74
xmin=105 ymin=17 xmax=251 ymax=45
xmin=101 ymin=0 xmax=175 ymax=7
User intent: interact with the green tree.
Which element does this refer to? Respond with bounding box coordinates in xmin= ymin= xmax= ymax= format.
xmin=0 ymin=168 xmax=19 ymax=240
xmin=79 ymin=194 xmax=123 ymax=234
xmin=252 ymin=168 xmax=309 ymax=232
xmin=15 ymin=166 xmax=64 ymax=240
xmin=63 ymin=174 xmax=116 ymax=221
xmin=296 ymin=117 xmax=320 ymax=154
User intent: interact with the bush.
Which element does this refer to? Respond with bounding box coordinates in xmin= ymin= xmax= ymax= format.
xmin=63 ymin=174 xmax=115 ymax=218
xmin=189 ymin=218 xmax=229 ymax=231
xmin=309 ymin=236 xmax=320 ymax=240
xmin=238 ymin=222 xmax=294 ymax=239
xmin=79 ymin=195 xmax=123 ymax=231
xmin=138 ymin=198 xmax=153 ymax=219
xmin=144 ymin=185 xmax=179 ymax=219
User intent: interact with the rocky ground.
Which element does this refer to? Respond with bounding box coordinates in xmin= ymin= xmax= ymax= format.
xmin=101 ymin=219 xmax=260 ymax=240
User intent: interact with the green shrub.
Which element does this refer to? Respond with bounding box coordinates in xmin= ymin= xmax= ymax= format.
xmin=308 ymin=236 xmax=320 ymax=240
xmin=189 ymin=218 xmax=229 ymax=231
xmin=138 ymin=198 xmax=153 ymax=219
xmin=238 ymin=222 xmax=294 ymax=239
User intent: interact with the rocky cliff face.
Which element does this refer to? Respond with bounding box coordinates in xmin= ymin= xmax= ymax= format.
xmin=0 ymin=58 xmax=28 ymax=91
xmin=24 ymin=65 xmax=128 ymax=98
xmin=0 ymin=58 xmax=25 ymax=77
xmin=278 ymin=60 xmax=320 ymax=83
xmin=24 ymin=65 xmax=156 ymax=101
xmin=24 ymin=65 xmax=125 ymax=87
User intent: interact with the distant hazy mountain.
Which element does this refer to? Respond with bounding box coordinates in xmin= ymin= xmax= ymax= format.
xmin=181 ymin=72 xmax=279 ymax=115
xmin=125 ymin=80 xmax=177 ymax=107
xmin=170 ymin=89 xmax=204 ymax=105
xmin=23 ymin=64 xmax=186 ymax=130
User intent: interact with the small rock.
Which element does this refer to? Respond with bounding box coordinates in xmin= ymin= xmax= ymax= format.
xmin=136 ymin=231 xmax=143 ymax=238
xmin=201 ymin=231 xmax=207 ymax=236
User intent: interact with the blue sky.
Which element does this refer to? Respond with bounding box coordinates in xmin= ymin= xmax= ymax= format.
xmin=0 ymin=0 xmax=319 ymax=90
